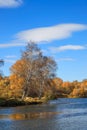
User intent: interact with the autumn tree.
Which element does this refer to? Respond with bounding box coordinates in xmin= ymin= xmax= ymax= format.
xmin=9 ymin=74 xmax=24 ymax=98
xmin=10 ymin=42 xmax=57 ymax=99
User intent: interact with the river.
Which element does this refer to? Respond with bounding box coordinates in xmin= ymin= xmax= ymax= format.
xmin=0 ymin=98 xmax=87 ymax=130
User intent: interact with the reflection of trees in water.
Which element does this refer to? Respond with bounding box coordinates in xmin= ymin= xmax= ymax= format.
xmin=0 ymin=112 xmax=59 ymax=120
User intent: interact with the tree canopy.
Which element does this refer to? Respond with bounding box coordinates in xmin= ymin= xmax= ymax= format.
xmin=10 ymin=42 xmax=57 ymax=99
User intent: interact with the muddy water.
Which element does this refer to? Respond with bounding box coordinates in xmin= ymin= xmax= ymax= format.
xmin=0 ymin=98 xmax=87 ymax=130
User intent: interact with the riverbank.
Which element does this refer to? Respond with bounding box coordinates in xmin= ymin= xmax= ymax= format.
xmin=0 ymin=97 xmax=45 ymax=107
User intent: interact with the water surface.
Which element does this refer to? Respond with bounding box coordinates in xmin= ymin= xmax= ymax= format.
xmin=0 ymin=98 xmax=87 ymax=130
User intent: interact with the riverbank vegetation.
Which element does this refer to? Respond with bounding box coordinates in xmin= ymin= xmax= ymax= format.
xmin=0 ymin=76 xmax=87 ymax=106
xmin=0 ymin=43 xmax=87 ymax=106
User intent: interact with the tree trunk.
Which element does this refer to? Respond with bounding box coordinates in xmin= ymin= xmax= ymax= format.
xmin=22 ymin=91 xmax=26 ymax=100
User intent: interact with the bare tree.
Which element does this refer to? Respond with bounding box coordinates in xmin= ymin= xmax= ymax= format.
xmin=35 ymin=56 xmax=57 ymax=98
xmin=21 ymin=43 xmax=43 ymax=99
xmin=0 ymin=59 xmax=4 ymax=76
xmin=10 ymin=42 xmax=57 ymax=99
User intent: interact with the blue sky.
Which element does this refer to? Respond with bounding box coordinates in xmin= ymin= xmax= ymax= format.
xmin=0 ymin=0 xmax=87 ymax=81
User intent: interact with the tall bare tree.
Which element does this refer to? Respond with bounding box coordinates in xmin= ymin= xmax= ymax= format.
xmin=10 ymin=42 xmax=57 ymax=99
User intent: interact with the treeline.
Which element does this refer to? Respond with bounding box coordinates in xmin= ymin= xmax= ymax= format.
xmin=52 ymin=78 xmax=87 ymax=98
xmin=0 ymin=76 xmax=87 ymax=99
xmin=0 ymin=43 xmax=87 ymax=100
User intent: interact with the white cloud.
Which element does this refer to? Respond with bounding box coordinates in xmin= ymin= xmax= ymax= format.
xmin=0 ymin=23 xmax=87 ymax=49
xmin=0 ymin=0 xmax=22 ymax=8
xmin=5 ymin=59 xmax=16 ymax=63
xmin=5 ymin=55 xmax=17 ymax=58
xmin=0 ymin=42 xmax=25 ymax=48
xmin=57 ymin=58 xmax=75 ymax=62
xmin=4 ymin=55 xmax=17 ymax=63
xmin=49 ymin=45 xmax=86 ymax=53
xmin=16 ymin=23 xmax=87 ymax=43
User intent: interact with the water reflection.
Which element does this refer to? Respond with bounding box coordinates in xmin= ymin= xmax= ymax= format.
xmin=0 ymin=111 xmax=59 ymax=120
xmin=1 ymin=99 xmax=87 ymax=130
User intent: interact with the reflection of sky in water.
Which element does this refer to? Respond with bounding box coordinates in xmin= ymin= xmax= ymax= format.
xmin=0 ymin=98 xmax=87 ymax=130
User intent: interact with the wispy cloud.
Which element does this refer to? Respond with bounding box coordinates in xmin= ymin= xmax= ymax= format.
xmin=57 ymin=58 xmax=75 ymax=62
xmin=0 ymin=42 xmax=25 ymax=48
xmin=5 ymin=55 xmax=17 ymax=58
xmin=0 ymin=0 xmax=23 ymax=8
xmin=16 ymin=23 xmax=87 ymax=43
xmin=0 ymin=23 xmax=87 ymax=48
xmin=49 ymin=45 xmax=86 ymax=53
xmin=5 ymin=59 xmax=16 ymax=63
xmin=4 ymin=55 xmax=17 ymax=63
